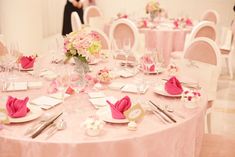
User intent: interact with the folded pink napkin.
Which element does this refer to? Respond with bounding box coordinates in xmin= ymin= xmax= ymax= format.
xmin=164 ymin=76 xmax=183 ymax=95
xmin=106 ymin=96 xmax=131 ymax=119
xmin=20 ymin=56 xmax=36 ymax=69
xmin=140 ymin=55 xmax=155 ymax=72
xmin=6 ymin=96 xmax=30 ymax=118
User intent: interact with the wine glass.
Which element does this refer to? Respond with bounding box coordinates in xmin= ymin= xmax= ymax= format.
xmin=110 ymin=39 xmax=119 ymax=71
xmin=122 ymin=38 xmax=131 ymax=68
xmin=70 ymin=67 xmax=86 ymax=94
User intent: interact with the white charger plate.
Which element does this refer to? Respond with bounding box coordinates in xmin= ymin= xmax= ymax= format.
xmin=96 ymin=107 xmax=129 ymax=124
xmin=9 ymin=104 xmax=42 ymax=123
xmin=153 ymin=84 xmax=183 ymax=97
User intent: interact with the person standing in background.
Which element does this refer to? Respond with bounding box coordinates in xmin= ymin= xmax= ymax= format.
xmin=62 ymin=0 xmax=96 ymax=36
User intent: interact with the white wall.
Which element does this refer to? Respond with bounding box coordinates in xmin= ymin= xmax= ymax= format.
xmin=0 ymin=0 xmax=43 ymax=54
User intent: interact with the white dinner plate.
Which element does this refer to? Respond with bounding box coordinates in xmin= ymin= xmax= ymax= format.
xmin=153 ymin=84 xmax=183 ymax=97
xmin=8 ymin=104 xmax=42 ymax=123
xmin=96 ymin=107 xmax=129 ymax=124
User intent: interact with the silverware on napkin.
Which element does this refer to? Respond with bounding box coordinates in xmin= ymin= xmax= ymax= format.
xmin=149 ymin=100 xmax=177 ymax=123
xmin=30 ymin=112 xmax=63 ymax=139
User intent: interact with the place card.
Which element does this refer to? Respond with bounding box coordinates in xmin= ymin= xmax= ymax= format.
xmin=124 ymin=103 xmax=145 ymax=122
xmin=0 ymin=108 xmax=9 ymax=124
xmin=49 ymin=92 xmax=71 ymax=100
xmin=2 ymin=82 xmax=28 ymax=92
xmin=89 ymin=96 xmax=117 ymax=109
xmin=27 ymin=81 xmax=43 ymax=89
xmin=88 ymin=92 xmax=106 ymax=98
xmin=108 ymin=82 xmax=125 ymax=90
xmin=121 ymin=84 xmax=148 ymax=94
xmin=31 ymin=96 xmax=62 ymax=110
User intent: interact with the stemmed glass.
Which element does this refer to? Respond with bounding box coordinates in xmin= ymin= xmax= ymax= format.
xmin=69 ymin=67 xmax=86 ymax=94
xmin=122 ymin=38 xmax=131 ymax=68
xmin=110 ymin=39 xmax=120 ymax=71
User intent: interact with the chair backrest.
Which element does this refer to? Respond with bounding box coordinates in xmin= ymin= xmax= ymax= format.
xmin=184 ymin=37 xmax=221 ymax=69
xmin=201 ymin=10 xmax=219 ymax=24
xmin=71 ymin=12 xmax=82 ymax=32
xmin=83 ymin=6 xmax=102 ymax=25
xmin=0 ymin=41 xmax=7 ymax=56
xmin=185 ymin=21 xmax=216 ymax=49
xmin=109 ymin=18 xmax=139 ymax=51
xmin=89 ymin=28 xmax=110 ymax=50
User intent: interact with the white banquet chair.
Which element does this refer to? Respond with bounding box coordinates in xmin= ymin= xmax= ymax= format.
xmin=201 ymin=10 xmax=219 ymax=25
xmin=183 ymin=37 xmax=221 ymax=133
xmin=109 ymin=18 xmax=139 ymax=51
xmin=171 ymin=21 xmax=216 ymax=60
xmin=83 ymin=6 xmax=103 ymax=25
xmin=88 ymin=28 xmax=110 ymax=50
xmin=71 ymin=12 xmax=82 ymax=32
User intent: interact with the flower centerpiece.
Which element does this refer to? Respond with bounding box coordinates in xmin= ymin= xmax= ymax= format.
xmin=64 ymin=29 xmax=102 ymax=73
xmin=173 ymin=17 xmax=193 ymax=29
xmin=145 ymin=0 xmax=161 ymax=21
xmin=96 ymin=68 xmax=112 ymax=84
xmin=81 ymin=116 xmax=105 ymax=136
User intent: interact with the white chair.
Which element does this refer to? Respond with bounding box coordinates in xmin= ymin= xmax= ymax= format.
xmin=88 ymin=28 xmax=110 ymax=50
xmin=183 ymin=37 xmax=222 ymax=133
xmin=83 ymin=6 xmax=103 ymax=25
xmin=219 ymin=27 xmax=233 ymax=79
xmin=201 ymin=10 xmax=219 ymax=25
xmin=109 ymin=18 xmax=139 ymax=51
xmin=71 ymin=12 xmax=82 ymax=32
xmin=171 ymin=21 xmax=217 ymax=59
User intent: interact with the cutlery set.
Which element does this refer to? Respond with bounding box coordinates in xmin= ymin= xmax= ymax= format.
xmin=25 ymin=112 xmax=65 ymax=139
xmin=148 ymin=100 xmax=184 ymax=124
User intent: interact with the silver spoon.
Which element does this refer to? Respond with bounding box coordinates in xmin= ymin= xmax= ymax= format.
xmin=165 ymin=105 xmax=185 ymax=119
xmin=45 ymin=119 xmax=67 ymax=139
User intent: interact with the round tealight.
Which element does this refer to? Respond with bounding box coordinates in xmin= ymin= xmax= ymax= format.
xmin=94 ymin=83 xmax=105 ymax=90
xmin=128 ymin=121 xmax=137 ymax=131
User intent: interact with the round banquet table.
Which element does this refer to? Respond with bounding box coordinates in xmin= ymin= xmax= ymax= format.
xmin=139 ymin=28 xmax=191 ymax=66
xmin=0 ymin=57 xmax=207 ymax=157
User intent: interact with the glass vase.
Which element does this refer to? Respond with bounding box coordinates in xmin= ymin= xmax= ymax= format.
xmin=74 ymin=57 xmax=89 ymax=74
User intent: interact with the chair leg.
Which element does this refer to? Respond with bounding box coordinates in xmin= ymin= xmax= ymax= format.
xmin=228 ymin=57 xmax=233 ymax=79
xmin=207 ymin=112 xmax=212 ymax=134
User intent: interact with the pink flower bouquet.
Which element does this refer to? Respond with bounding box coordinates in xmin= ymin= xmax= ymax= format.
xmin=64 ymin=29 xmax=102 ymax=63
xmin=96 ymin=68 xmax=112 ymax=84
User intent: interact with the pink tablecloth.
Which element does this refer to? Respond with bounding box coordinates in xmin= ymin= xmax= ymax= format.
xmin=140 ymin=28 xmax=190 ymax=65
xmin=0 ymin=59 xmax=207 ymax=157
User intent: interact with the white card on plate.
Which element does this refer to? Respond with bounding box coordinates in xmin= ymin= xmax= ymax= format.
xmin=3 ymin=82 xmax=28 ymax=92
xmin=27 ymin=81 xmax=42 ymax=89
xmin=121 ymin=84 xmax=148 ymax=94
xmin=108 ymin=82 xmax=125 ymax=90
xmin=49 ymin=92 xmax=71 ymax=100
xmin=89 ymin=96 xmax=117 ymax=109
xmin=30 ymin=96 xmax=62 ymax=110
xmin=118 ymin=69 xmax=136 ymax=78
xmin=88 ymin=92 xmax=106 ymax=98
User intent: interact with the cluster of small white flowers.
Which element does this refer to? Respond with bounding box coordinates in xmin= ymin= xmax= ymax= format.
xmin=82 ymin=117 xmax=105 ymax=131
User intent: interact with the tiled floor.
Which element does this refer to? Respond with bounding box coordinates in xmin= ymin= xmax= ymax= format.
xmin=210 ymin=76 xmax=235 ymax=139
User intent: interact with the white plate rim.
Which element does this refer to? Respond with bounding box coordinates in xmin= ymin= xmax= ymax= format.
xmin=8 ymin=104 xmax=42 ymax=123
xmin=153 ymin=85 xmax=182 ymax=97
xmin=96 ymin=107 xmax=129 ymax=124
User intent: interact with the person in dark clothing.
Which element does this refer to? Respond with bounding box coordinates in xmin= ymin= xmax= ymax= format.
xmin=62 ymin=0 xmax=84 ymax=36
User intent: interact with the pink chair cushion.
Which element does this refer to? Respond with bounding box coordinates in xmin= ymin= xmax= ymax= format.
xmin=86 ymin=8 xmax=101 ymax=24
xmin=202 ymin=12 xmax=217 ymax=24
xmin=0 ymin=42 xmax=6 ymax=56
xmin=184 ymin=40 xmax=217 ymax=65
xmin=195 ymin=26 xmax=216 ymax=41
xmin=113 ymin=23 xmax=134 ymax=49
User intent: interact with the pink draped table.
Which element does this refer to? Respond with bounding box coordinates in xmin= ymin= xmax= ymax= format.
xmin=139 ymin=28 xmax=191 ymax=65
xmin=0 ymin=58 xmax=207 ymax=157
xmin=103 ymin=22 xmax=191 ymax=66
